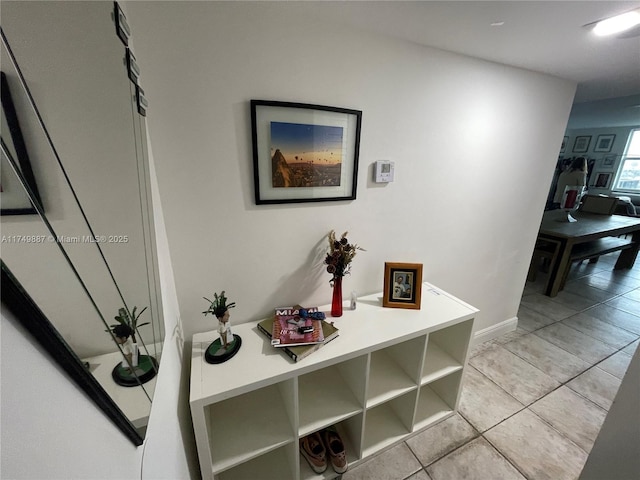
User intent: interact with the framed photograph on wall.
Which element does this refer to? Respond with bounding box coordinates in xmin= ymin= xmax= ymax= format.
xmin=591 ymin=172 xmax=612 ymax=189
xmin=594 ymin=134 xmax=615 ymax=152
xmin=573 ymin=136 xmax=591 ymax=153
xmin=251 ymin=100 xmax=362 ymax=204
xmin=383 ymin=262 xmax=423 ymax=310
xmin=602 ymin=155 xmax=616 ymax=167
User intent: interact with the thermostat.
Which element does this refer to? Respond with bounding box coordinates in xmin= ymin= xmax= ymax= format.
xmin=374 ymin=160 xmax=395 ymax=183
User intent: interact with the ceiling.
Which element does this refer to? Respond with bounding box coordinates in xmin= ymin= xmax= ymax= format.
xmin=302 ymin=1 xmax=640 ymax=104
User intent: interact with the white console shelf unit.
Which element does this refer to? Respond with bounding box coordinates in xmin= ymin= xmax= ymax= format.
xmin=190 ymin=283 xmax=477 ymax=480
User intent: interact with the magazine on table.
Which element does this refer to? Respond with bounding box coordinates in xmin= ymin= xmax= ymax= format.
xmin=271 ymin=306 xmax=326 ymax=347
xmin=257 ymin=316 xmax=339 ymax=362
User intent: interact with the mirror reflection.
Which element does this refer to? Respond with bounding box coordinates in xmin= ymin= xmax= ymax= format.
xmin=0 ymin=1 xmax=164 ymax=439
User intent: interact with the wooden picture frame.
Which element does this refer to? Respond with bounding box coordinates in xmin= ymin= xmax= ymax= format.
xmin=383 ymin=262 xmax=423 ymax=309
xmin=1 ymin=72 xmax=43 ymax=215
xmin=594 ymin=134 xmax=615 ymax=153
xmin=573 ymin=136 xmax=591 ymax=153
xmin=251 ymin=100 xmax=362 ymax=204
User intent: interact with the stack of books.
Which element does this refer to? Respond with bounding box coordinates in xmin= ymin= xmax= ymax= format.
xmin=257 ymin=306 xmax=339 ymax=362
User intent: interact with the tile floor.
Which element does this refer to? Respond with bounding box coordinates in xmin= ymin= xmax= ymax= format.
xmin=343 ymin=252 xmax=640 ymax=480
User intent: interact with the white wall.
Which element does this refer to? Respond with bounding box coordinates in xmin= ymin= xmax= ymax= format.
xmin=579 ymin=346 xmax=640 ymax=479
xmin=140 ymin=130 xmax=195 ymax=480
xmin=125 ymin=1 xmax=576 ymax=340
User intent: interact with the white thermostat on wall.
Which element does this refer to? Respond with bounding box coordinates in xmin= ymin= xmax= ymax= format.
xmin=374 ymin=160 xmax=395 ymax=183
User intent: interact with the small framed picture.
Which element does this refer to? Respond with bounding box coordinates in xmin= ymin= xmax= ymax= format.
xmin=383 ymin=262 xmax=423 ymax=310
xmin=594 ymin=134 xmax=615 ymax=153
xmin=591 ymin=172 xmax=612 ymax=189
xmin=602 ymin=155 xmax=616 ymax=167
xmin=573 ymin=136 xmax=591 ymax=153
xmin=560 ymin=136 xmax=568 ymax=153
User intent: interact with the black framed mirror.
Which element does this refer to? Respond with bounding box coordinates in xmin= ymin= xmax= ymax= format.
xmin=0 ymin=1 xmax=163 ymax=444
xmin=1 ymin=260 xmax=144 ymax=446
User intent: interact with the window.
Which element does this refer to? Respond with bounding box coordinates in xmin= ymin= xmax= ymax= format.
xmin=614 ymin=128 xmax=640 ymax=192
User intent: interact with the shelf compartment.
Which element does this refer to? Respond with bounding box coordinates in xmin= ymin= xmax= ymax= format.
xmin=362 ymin=393 xmax=414 ymax=457
xmin=217 ymin=443 xmax=297 ymax=480
xmin=298 ymin=357 xmax=366 ymax=436
xmin=413 ymin=371 xmax=462 ymax=431
xmin=208 ymin=381 xmax=296 ymax=473
xmin=422 ymin=320 xmax=472 ymax=385
xmin=367 ymin=347 xmax=419 ymax=408
xmin=299 ymin=417 xmax=362 ymax=480
xmin=421 ymin=341 xmax=463 ymax=385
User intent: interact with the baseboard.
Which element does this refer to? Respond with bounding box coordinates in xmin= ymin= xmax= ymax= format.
xmin=472 ymin=317 xmax=518 ymax=346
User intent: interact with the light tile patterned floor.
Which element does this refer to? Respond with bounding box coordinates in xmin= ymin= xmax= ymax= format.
xmin=343 ymin=252 xmax=640 ymax=480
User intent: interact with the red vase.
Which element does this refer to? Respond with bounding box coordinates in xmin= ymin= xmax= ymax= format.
xmin=331 ymin=276 xmax=343 ymax=317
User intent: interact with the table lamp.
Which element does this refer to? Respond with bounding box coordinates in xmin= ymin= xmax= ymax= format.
xmin=559 ymin=185 xmax=584 ymax=222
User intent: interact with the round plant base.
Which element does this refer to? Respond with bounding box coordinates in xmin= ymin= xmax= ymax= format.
xmin=205 ymin=334 xmax=242 ymax=364
xmin=112 ymin=355 xmax=159 ymax=387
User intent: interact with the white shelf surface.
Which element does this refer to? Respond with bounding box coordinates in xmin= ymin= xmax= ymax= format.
xmin=367 ymin=349 xmax=418 ymax=408
xmin=190 ymin=283 xmax=478 ymax=407
xmin=413 ymin=385 xmax=454 ymax=431
xmin=218 ymin=444 xmax=295 ymax=480
xmin=362 ymin=402 xmax=411 ymax=458
xmin=208 ymin=384 xmax=294 ymax=473
xmin=422 ymin=342 xmax=463 ymax=385
xmin=298 ymin=367 xmax=362 ymax=436
xmin=82 ymin=348 xmax=159 ymax=428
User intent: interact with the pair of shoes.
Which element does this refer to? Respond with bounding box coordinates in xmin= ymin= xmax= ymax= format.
xmin=300 ymin=426 xmax=349 ymax=474
xmin=300 ymin=432 xmax=327 ymax=473
xmin=321 ymin=426 xmax=348 ymax=474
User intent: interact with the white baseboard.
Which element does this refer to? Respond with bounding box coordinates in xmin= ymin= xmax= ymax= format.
xmin=472 ymin=317 xmax=518 ymax=346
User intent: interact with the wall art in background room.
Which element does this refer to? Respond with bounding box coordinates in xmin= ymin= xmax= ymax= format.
xmin=602 ymin=155 xmax=616 ymax=167
xmin=382 ymin=262 xmax=423 ymax=309
xmin=573 ymin=135 xmax=591 ymax=153
xmin=594 ymin=134 xmax=615 ymax=152
xmin=251 ymin=100 xmax=362 ymax=204
xmin=592 ymin=172 xmax=612 ymax=189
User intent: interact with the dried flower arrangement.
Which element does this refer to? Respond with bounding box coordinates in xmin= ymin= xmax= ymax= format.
xmin=324 ymin=230 xmax=364 ymax=284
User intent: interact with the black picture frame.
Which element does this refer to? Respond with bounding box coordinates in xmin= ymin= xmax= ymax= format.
xmin=594 ymin=134 xmax=615 ymax=153
xmin=113 ymin=1 xmax=130 ymax=47
xmin=1 ymin=260 xmax=143 ymax=446
xmin=592 ymin=172 xmax=612 ymax=189
xmin=1 ymin=71 xmax=43 ymax=215
xmin=573 ymin=136 xmax=591 ymax=153
xmin=251 ymin=100 xmax=362 ymax=204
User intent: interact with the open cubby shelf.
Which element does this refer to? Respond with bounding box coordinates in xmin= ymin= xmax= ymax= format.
xmin=191 ymin=283 xmax=477 ymax=480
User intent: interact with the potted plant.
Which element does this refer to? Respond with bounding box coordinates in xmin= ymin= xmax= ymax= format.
xmin=203 ymin=291 xmax=242 ymax=364
xmin=108 ymin=306 xmax=158 ymax=387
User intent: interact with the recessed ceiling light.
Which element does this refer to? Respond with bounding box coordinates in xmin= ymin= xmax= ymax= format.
xmin=593 ymin=10 xmax=640 ymax=36
xmin=490 ymin=21 xmax=505 ymax=27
